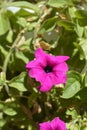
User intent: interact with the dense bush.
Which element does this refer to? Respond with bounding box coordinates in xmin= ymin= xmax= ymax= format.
xmin=0 ymin=0 xmax=87 ymax=129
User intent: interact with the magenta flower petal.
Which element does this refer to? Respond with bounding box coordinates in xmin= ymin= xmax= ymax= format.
xmin=26 ymin=48 xmax=69 ymax=92
xmin=54 ymin=71 xmax=67 ymax=84
xmin=39 ymin=117 xmax=67 ymax=130
xmin=26 ymin=60 xmax=40 ymax=69
xmin=53 ymin=62 xmax=68 ymax=72
xmin=39 ymin=122 xmax=52 ymax=130
xmin=46 ymin=55 xmax=69 ymax=66
xmin=48 ymin=73 xmax=61 ymax=85
xmin=51 ymin=117 xmax=67 ymax=130
xmin=46 ymin=54 xmax=57 ymax=66
xmin=48 ymin=72 xmax=67 ymax=85
xmin=56 ymin=56 xmax=70 ymax=63
xmin=38 ymin=75 xmax=53 ymax=92
xmin=29 ymin=68 xmax=46 ymax=83
xmin=35 ymin=48 xmax=47 ymax=67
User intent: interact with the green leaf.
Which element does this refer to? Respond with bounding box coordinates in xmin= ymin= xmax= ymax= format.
xmin=67 ymin=122 xmax=80 ymax=130
xmin=0 ymin=119 xmax=6 ymax=127
xmin=47 ymin=0 xmax=73 ymax=8
xmin=75 ymin=10 xmax=87 ymax=26
xmin=38 ymin=17 xmax=58 ymax=34
xmin=83 ymin=72 xmax=87 ymax=87
xmin=74 ymin=22 xmax=84 ymax=37
xmin=0 ymin=72 xmax=6 ymax=86
xmin=76 ymin=88 xmax=87 ymax=100
xmin=17 ymin=17 xmax=27 ymax=27
xmin=58 ymin=20 xmax=75 ymax=31
xmin=6 ymin=29 xmax=13 ymax=43
xmin=0 ymin=103 xmax=4 ymax=110
xmin=0 ymin=45 xmax=8 ymax=57
xmin=78 ymin=18 xmax=87 ymax=26
xmin=66 ymin=109 xmax=78 ymax=119
xmin=15 ymin=8 xmax=36 ymax=17
xmin=3 ymin=108 xmax=17 ymax=116
xmin=75 ymin=39 xmax=87 ymax=60
xmin=15 ymin=51 xmax=29 ymax=64
xmin=9 ymin=72 xmax=27 ymax=92
xmin=7 ymin=1 xmax=39 ymax=13
xmin=75 ymin=10 xmax=87 ymax=19
xmin=67 ymin=71 xmax=82 ymax=82
xmin=0 ymin=12 xmax=10 ymax=35
xmin=19 ymin=38 xmax=33 ymax=53
xmin=79 ymin=39 xmax=87 ymax=60
xmin=61 ymin=78 xmax=81 ymax=99
xmin=61 ymin=71 xmax=81 ymax=99
xmin=74 ymin=42 xmax=85 ymax=60
xmin=68 ymin=7 xmax=77 ymax=18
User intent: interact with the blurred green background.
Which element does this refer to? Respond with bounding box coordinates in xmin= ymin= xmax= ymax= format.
xmin=0 ymin=0 xmax=87 ymax=129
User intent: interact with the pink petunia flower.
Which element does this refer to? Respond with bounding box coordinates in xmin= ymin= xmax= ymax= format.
xmin=39 ymin=117 xmax=67 ymax=130
xmin=26 ymin=48 xmax=69 ymax=92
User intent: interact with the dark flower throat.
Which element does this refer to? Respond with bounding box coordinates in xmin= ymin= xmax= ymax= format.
xmin=44 ymin=65 xmax=52 ymax=73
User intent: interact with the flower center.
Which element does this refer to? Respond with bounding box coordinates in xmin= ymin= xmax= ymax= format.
xmin=44 ymin=65 xmax=52 ymax=73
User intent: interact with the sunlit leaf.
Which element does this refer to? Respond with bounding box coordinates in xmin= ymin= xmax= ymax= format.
xmin=47 ymin=0 xmax=73 ymax=8
xmin=38 ymin=17 xmax=58 ymax=34
xmin=74 ymin=21 xmax=84 ymax=37
xmin=15 ymin=51 xmax=29 ymax=63
xmin=3 ymin=108 xmax=17 ymax=116
xmin=0 ymin=119 xmax=6 ymax=127
xmin=75 ymin=10 xmax=87 ymax=19
xmin=74 ymin=39 xmax=87 ymax=60
xmin=15 ymin=8 xmax=36 ymax=16
xmin=58 ymin=20 xmax=75 ymax=30
xmin=61 ymin=78 xmax=81 ymax=99
xmin=61 ymin=71 xmax=82 ymax=99
xmin=0 ymin=12 xmax=10 ymax=35
xmin=6 ymin=29 xmax=13 ymax=43
xmin=9 ymin=72 xmax=27 ymax=92
xmin=7 ymin=1 xmax=39 ymax=13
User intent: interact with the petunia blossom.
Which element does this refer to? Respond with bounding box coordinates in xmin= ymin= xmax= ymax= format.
xmin=26 ymin=48 xmax=69 ymax=92
xmin=39 ymin=117 xmax=67 ymax=130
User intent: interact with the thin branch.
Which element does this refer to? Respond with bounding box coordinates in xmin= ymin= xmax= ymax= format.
xmin=3 ymin=31 xmax=24 ymax=73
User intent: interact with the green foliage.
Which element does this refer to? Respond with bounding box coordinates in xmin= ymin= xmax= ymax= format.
xmin=38 ymin=16 xmax=58 ymax=34
xmin=47 ymin=0 xmax=73 ymax=8
xmin=0 ymin=12 xmax=10 ymax=35
xmin=61 ymin=71 xmax=81 ymax=99
xmin=0 ymin=0 xmax=87 ymax=129
xmin=9 ymin=72 xmax=27 ymax=92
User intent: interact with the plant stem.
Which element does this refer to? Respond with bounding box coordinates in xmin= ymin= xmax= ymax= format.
xmin=33 ymin=8 xmax=52 ymax=47
xmin=81 ymin=60 xmax=87 ymax=74
xmin=3 ymin=32 xmax=23 ymax=73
